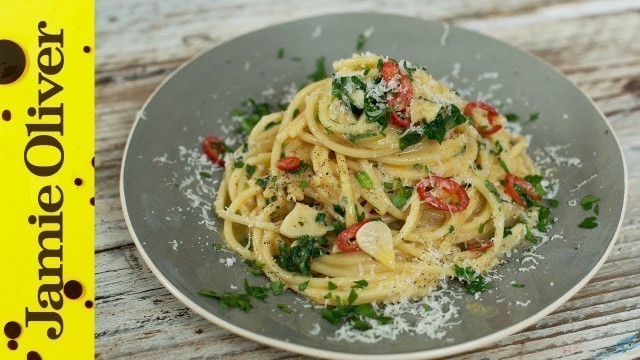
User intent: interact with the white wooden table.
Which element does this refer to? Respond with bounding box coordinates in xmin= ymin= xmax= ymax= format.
xmin=96 ymin=1 xmax=640 ymax=358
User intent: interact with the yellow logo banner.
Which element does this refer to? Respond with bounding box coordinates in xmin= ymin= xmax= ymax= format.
xmin=0 ymin=0 xmax=94 ymax=358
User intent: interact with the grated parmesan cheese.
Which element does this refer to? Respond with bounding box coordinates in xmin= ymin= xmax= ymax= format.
xmin=169 ymin=240 xmax=178 ymax=251
xmin=327 ymin=282 xmax=461 ymax=343
xmin=311 ymin=26 xmax=322 ymax=38
xmin=439 ymin=23 xmax=450 ymax=47
xmin=363 ymin=26 xmax=375 ymax=39
xmin=219 ymin=257 xmax=236 ymax=267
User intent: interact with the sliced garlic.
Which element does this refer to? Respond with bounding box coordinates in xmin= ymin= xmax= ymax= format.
xmin=279 ymin=203 xmax=329 ymax=238
xmin=410 ymin=98 xmax=441 ymax=123
xmin=355 ymin=221 xmax=396 ymax=269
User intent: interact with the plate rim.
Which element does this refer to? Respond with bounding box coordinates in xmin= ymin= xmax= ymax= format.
xmin=118 ymin=12 xmax=628 ymax=359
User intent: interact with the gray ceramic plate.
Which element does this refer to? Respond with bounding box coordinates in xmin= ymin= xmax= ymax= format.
xmin=120 ymin=13 xmax=627 ymax=359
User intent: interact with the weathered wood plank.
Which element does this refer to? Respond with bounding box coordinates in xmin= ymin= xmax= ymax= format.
xmin=96 ymin=0 xmax=575 ymax=70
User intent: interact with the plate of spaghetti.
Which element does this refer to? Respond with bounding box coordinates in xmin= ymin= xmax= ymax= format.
xmin=121 ymin=13 xmax=626 ymax=359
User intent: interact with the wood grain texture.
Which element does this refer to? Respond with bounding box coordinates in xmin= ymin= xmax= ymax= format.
xmin=95 ymin=0 xmax=640 ymax=359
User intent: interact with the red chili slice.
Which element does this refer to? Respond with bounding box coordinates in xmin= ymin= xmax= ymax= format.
xmin=336 ymin=219 xmax=371 ymax=252
xmin=276 ymin=156 xmax=301 ymax=172
xmin=467 ymin=240 xmax=494 ymax=252
xmin=380 ymin=61 xmax=400 ymax=80
xmin=381 ymin=61 xmax=413 ymax=128
xmin=202 ymin=136 xmax=226 ymax=167
xmin=390 ymin=111 xmax=411 ymax=127
xmin=416 ymin=176 xmax=470 ymax=212
xmin=504 ymin=174 xmax=541 ymax=207
xmin=463 ymin=101 xmax=503 ymax=136
xmin=388 ymin=76 xmax=413 ymax=109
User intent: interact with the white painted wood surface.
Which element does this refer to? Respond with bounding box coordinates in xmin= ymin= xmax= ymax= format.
xmin=96 ymin=0 xmax=640 ymax=358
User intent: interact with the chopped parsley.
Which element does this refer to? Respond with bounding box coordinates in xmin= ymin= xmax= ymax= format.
xmin=537 ymin=207 xmax=551 ymax=232
xmin=454 ymin=265 xmax=491 ymax=295
xmin=454 ymin=144 xmax=467 ymax=157
xmin=315 ymin=212 xmax=326 ymax=223
xmin=505 ymin=113 xmax=519 ymax=122
xmin=525 ymin=227 xmax=538 ymax=244
xmin=352 ymin=279 xmax=369 ymax=288
xmin=321 ymin=301 xmax=392 ymax=330
xmin=328 ymin=281 xmax=338 ymax=291
xmin=389 ymin=181 xmax=413 ymax=209
xmin=346 ymin=129 xmax=381 ymax=143
xmin=423 ymin=104 xmax=468 ymax=144
xmin=524 ymin=175 xmax=547 ymax=197
xmin=529 ymin=112 xmax=540 ymax=122
xmin=299 ymin=180 xmax=309 ymax=189
xmin=298 ymin=280 xmax=310 ymax=291
xmin=271 ymin=282 xmax=284 ymax=296
xmin=332 ymin=74 xmax=390 ymax=131
xmin=399 ymin=131 xmax=423 ymax=151
xmin=277 ymin=47 xmax=285 ymax=59
xmin=478 ymin=223 xmax=485 ymax=234
xmin=234 ymin=160 xmax=245 ymax=168
xmin=348 ymin=288 xmax=358 ymax=304
xmin=331 ymin=75 xmax=366 ymax=115
xmin=255 ymin=176 xmax=271 ymax=190
xmin=332 ymin=220 xmax=346 ymax=234
xmin=511 ymin=283 xmax=525 ymax=288
xmin=356 ymin=33 xmax=366 ymax=50
xmin=401 ymin=61 xmax=424 ymax=81
xmin=244 ymin=259 xmax=265 ymax=276
xmin=292 ymin=108 xmax=300 ymax=118
xmin=364 ymin=85 xmax=390 ymax=128
xmin=244 ymin=279 xmax=268 ymax=301
xmin=289 ymin=161 xmax=310 ymax=175
xmin=580 ymin=195 xmax=600 ymax=210
xmin=277 ymin=303 xmax=292 ymax=313
xmin=503 ymin=226 xmax=513 ymax=238
xmin=383 ymin=182 xmax=394 ymax=191
xmin=485 ymin=180 xmax=506 ymax=203
xmin=356 ymin=171 xmax=374 ymax=189
xmin=498 ymin=158 xmax=510 ymax=174
xmin=199 ymin=171 xmax=212 ymax=178
xmin=578 ymin=216 xmax=598 ymax=229
xmin=489 ymin=141 xmax=504 ymax=156
xmin=400 ymin=104 xmax=467 ymax=150
xmin=355 ymin=206 xmax=366 ymax=222
xmin=278 ymin=235 xmax=328 ymax=276
xmin=198 ymin=289 xmax=253 ymax=313
xmin=233 ymin=98 xmax=274 ymax=135
xmin=578 ymin=194 xmax=599 ymax=228
xmin=265 ymin=121 xmax=280 ymax=130
xmin=245 ymin=164 xmax=256 ymax=177
xmin=229 ymin=109 xmax=247 ymax=117
xmin=448 ymin=225 xmax=455 ymax=234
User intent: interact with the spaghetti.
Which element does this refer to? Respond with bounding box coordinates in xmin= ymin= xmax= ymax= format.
xmin=213 ymin=53 xmax=540 ymax=305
